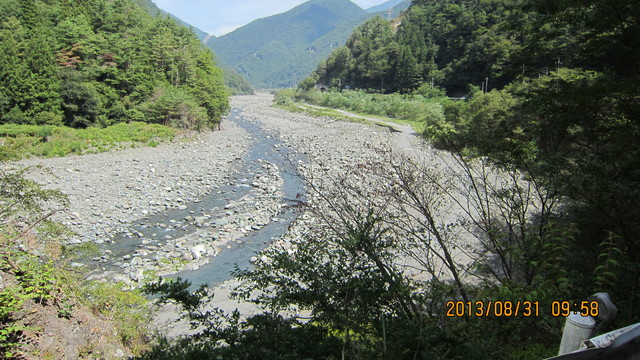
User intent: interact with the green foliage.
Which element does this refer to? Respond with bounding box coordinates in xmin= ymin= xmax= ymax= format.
xmin=0 ymin=122 xmax=176 ymax=160
xmin=141 ymin=278 xmax=343 ymax=360
xmin=304 ymin=0 xmax=527 ymax=95
xmin=295 ymin=89 xmax=446 ymax=132
xmin=222 ymin=69 xmax=255 ymax=95
xmin=0 ymin=165 xmax=68 ymax=357
xmin=0 ymin=168 xmax=150 ymax=357
xmin=346 ymin=16 xmax=397 ymax=91
xmin=594 ymin=233 xmax=624 ymax=291
xmin=0 ymin=0 xmax=229 ymax=130
xmin=309 ymin=15 xmax=398 ymax=92
xmin=78 ymin=281 xmax=150 ymax=351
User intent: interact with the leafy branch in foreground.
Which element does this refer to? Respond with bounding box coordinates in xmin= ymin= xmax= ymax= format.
xmin=141 ymin=277 xmax=342 ymax=360
xmin=0 ymin=166 xmax=68 ymax=358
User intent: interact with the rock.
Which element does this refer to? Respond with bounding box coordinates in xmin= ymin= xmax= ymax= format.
xmin=191 ymin=244 xmax=207 ymax=259
xmin=212 ymin=218 xmax=229 ymax=227
xmin=181 ymin=252 xmax=194 ymax=262
xmin=195 ymin=216 xmax=207 ymax=227
xmin=128 ymin=269 xmax=144 ymax=282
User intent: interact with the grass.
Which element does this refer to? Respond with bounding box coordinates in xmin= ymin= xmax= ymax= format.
xmin=275 ymin=89 xmax=444 ymax=133
xmin=283 ymin=103 xmax=375 ymax=125
xmin=307 ymin=104 xmax=427 ymax=133
xmin=0 ymin=122 xmax=177 ymax=160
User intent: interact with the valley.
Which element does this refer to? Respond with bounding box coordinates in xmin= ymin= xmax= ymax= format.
xmin=1 ymin=0 xmax=638 ymax=357
xmin=21 ymin=94 xmax=422 ymax=286
xmin=17 ymin=93 xmax=428 ymax=330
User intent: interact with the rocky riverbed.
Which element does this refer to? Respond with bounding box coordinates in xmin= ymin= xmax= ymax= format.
xmin=11 ymin=94 xmax=445 ymax=335
xmin=152 ymin=94 xmax=431 ymax=336
xmin=17 ymin=119 xmax=251 ymax=245
xmin=12 ymin=106 xmax=296 ymax=286
xmin=9 ymin=94 xmax=428 ymax=285
xmin=1 ymin=92 xmax=501 ymax=342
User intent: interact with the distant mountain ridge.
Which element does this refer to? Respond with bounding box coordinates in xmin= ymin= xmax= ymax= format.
xmin=368 ymin=0 xmax=412 ymax=19
xmin=207 ymin=0 xmax=374 ymax=88
xmin=133 ymin=0 xmax=209 ymax=40
xmin=366 ymin=0 xmax=406 ymax=13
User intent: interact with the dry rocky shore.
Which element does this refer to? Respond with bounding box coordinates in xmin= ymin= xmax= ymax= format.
xmin=10 ymin=94 xmax=422 ymax=288
xmin=9 ymin=94 xmax=445 ymax=340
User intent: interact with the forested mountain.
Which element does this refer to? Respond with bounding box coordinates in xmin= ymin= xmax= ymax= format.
xmin=388 ymin=0 xmax=411 ymax=17
xmin=132 ymin=0 xmax=209 ymax=41
xmin=132 ymin=0 xmax=254 ymax=95
xmin=306 ymin=0 xmax=638 ymax=96
xmin=206 ymin=0 xmax=374 ymax=88
xmin=304 ymin=0 xmax=527 ymax=94
xmin=212 ymin=55 xmax=256 ymax=95
xmin=0 ymin=0 xmax=228 ymax=129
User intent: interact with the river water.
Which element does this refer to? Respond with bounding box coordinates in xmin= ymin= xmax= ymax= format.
xmin=79 ymin=108 xmax=305 ymax=290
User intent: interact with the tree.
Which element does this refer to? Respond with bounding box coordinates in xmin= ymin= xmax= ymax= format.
xmin=392 ymin=46 xmax=422 ymax=93
xmin=346 ymin=16 xmax=396 ymax=91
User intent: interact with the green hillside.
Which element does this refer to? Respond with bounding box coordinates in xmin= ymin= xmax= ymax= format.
xmin=207 ymin=0 xmax=372 ymax=88
xmin=132 ymin=0 xmax=209 ymax=41
xmin=0 ymin=0 xmax=228 ymax=129
xmin=131 ymin=0 xmax=253 ymax=94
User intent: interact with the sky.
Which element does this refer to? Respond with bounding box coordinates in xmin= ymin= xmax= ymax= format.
xmin=153 ymin=0 xmax=389 ymax=37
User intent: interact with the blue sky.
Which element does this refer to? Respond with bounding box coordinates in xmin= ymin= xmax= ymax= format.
xmin=153 ymin=0 xmax=389 ymax=36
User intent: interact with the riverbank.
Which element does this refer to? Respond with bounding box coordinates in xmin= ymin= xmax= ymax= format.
xmin=15 ymin=119 xmax=250 ymax=246
xmin=153 ymin=94 xmax=429 ymax=336
xmin=10 ymin=94 xmax=440 ymax=337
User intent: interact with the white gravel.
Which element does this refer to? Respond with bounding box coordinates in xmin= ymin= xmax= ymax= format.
xmin=14 ymin=120 xmax=251 ymax=244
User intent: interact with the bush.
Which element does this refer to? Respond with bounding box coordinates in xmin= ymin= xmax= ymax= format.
xmin=292 ymin=89 xmax=447 ymax=135
xmin=0 ymin=122 xmax=176 ymax=159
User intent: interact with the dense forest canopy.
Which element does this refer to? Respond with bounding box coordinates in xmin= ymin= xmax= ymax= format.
xmin=0 ymin=0 xmax=229 ymax=129
xmin=304 ymin=0 xmax=639 ymax=95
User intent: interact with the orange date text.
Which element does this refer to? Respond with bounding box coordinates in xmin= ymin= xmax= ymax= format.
xmin=445 ymin=301 xmax=540 ymax=317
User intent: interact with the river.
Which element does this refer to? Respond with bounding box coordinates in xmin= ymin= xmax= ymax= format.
xmin=77 ymin=107 xmax=305 ymax=290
